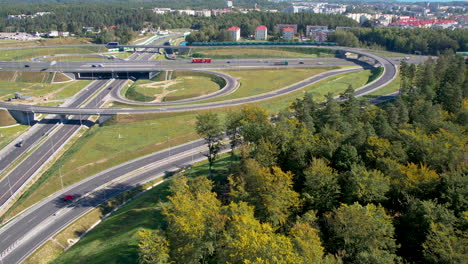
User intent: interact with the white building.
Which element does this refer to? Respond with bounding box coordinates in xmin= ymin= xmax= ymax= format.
xmin=227 ymin=26 xmax=241 ymax=41
xmin=153 ymin=8 xmax=172 ymax=14
xmin=195 ymin=9 xmax=212 ymax=17
xmin=255 ymin=25 xmax=268 ymax=40
xmin=47 ymin=31 xmax=59 ymax=37
xmin=227 ymin=1 xmax=233 ymax=8
xmin=178 ymin=10 xmax=196 ymax=16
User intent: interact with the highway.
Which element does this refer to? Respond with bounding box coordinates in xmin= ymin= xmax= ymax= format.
xmin=0 ymin=44 xmax=400 ymax=263
xmin=0 ymin=66 xmax=373 ymax=115
xmin=109 ymin=70 xmax=240 ymax=105
xmin=0 ymin=79 xmax=124 ymax=211
xmin=0 ymin=80 xmax=108 ymax=174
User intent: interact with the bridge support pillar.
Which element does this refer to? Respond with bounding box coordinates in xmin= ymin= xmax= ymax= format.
xmin=8 ymin=110 xmax=36 ymax=125
xmin=97 ymin=114 xmax=114 ymax=125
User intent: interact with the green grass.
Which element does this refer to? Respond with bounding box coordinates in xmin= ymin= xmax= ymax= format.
xmin=191 ymin=47 xmax=336 ymax=59
xmin=0 ymin=124 xmax=28 ymax=149
xmin=108 ymin=52 xmax=133 ymax=59
xmin=150 ymin=53 xmax=168 ymax=60
xmin=125 ymin=84 xmax=156 ymax=102
xmin=125 ymin=72 xmax=222 ymax=102
xmin=165 ymin=76 xmax=220 ymax=101
xmin=53 ymin=81 xmax=92 ymax=99
xmin=192 ymin=67 xmax=338 ymax=103
xmin=0 ymin=47 xmax=105 ymax=61
xmin=0 ymin=109 xmax=17 ymax=126
xmin=50 ymin=155 xmax=232 ymax=264
xmin=361 ymin=75 xmax=401 ymax=100
xmin=0 ymin=37 xmax=93 ymax=48
xmin=41 ymin=56 xmax=109 ymax=62
xmin=371 ymin=50 xmax=409 ymax=58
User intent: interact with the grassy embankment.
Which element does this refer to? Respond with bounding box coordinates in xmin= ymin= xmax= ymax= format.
xmin=124 ymin=71 xmax=223 ymax=102
xmin=41 ymin=56 xmax=111 ymax=62
xmin=0 ymin=38 xmax=93 ymax=48
xmin=189 ymin=47 xmax=336 ymax=59
xmin=0 ymin=46 xmax=105 ymax=61
xmin=114 ymin=67 xmax=339 ymax=108
xmin=44 ymin=155 xmax=230 ymax=264
xmin=0 ymin=73 xmax=91 ymax=103
xmin=1 ymin=68 xmax=371 ymax=223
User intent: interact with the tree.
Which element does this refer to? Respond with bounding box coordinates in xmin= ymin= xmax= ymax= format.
xmin=341 ymin=164 xmax=390 ymax=204
xmin=219 ymin=202 xmax=302 ymax=264
xmin=230 ymin=159 xmax=301 ymax=227
xmin=332 ymin=144 xmax=359 ymax=171
xmin=225 ymin=111 xmax=243 ymax=155
xmin=162 ymin=176 xmax=225 ymax=264
xmin=325 ymin=203 xmax=397 ymax=264
xmin=138 ymin=229 xmax=170 ymax=264
xmin=422 ymin=222 xmax=468 ymax=264
xmin=303 ymin=158 xmax=341 ymax=212
xmin=195 ymin=112 xmax=224 ymax=176
xmin=290 ymin=221 xmax=325 ymax=264
xmin=395 ymin=199 xmax=459 ymax=262
xmin=238 ymin=106 xmax=272 ymax=145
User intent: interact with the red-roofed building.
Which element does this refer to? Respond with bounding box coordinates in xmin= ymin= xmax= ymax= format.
xmin=390 ymin=18 xmax=457 ymax=28
xmin=282 ymin=27 xmax=294 ymax=40
xmin=227 ymin=26 xmax=241 ymax=41
xmin=255 ymin=25 xmax=268 ymax=40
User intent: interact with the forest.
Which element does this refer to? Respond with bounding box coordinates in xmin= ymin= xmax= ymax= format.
xmin=138 ymin=53 xmax=467 ymax=263
xmin=0 ymin=2 xmax=466 ymax=55
xmin=330 ymin=27 xmax=467 ymax=55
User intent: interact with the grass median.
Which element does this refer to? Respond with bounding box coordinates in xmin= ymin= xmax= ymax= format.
xmin=125 ymin=71 xmax=223 ymax=103
xmin=191 ymin=47 xmax=336 ymax=59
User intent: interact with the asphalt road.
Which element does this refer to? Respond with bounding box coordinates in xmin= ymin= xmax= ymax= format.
xmin=0 ymin=80 xmax=108 ymax=173
xmin=0 ymin=138 xmax=210 ymax=264
xmin=0 ymin=79 xmax=123 ymax=210
xmin=110 ymin=70 xmax=240 ymax=105
xmin=0 ymin=67 xmax=370 ymax=115
xmin=0 ymin=36 xmax=169 ymax=211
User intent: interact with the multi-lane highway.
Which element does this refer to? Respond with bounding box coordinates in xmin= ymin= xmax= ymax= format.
xmin=0 ymin=79 xmax=124 ymax=211
xmin=0 ymin=43 xmax=401 ymax=264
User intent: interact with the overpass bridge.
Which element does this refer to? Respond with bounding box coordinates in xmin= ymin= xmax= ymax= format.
xmin=0 ymin=46 xmax=398 ymax=121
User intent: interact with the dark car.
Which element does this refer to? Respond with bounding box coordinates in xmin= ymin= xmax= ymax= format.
xmin=299 ymin=61 xmax=304 ymax=64
xmin=62 ymin=195 xmax=75 ymax=202
xmin=91 ymin=64 xmax=97 ymax=67
xmin=24 ymin=65 xmax=30 ymax=68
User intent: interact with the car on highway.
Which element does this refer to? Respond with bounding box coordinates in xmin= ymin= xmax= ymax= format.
xmin=62 ymin=195 xmax=75 ymax=202
xmin=15 ymin=139 xmax=24 ymax=147
xmin=299 ymin=61 xmax=304 ymax=64
xmin=98 ymin=64 xmax=104 ymax=67
xmin=24 ymin=64 xmax=30 ymax=68
xmin=91 ymin=64 xmax=97 ymax=67
xmin=317 ymin=62 xmax=323 ymax=65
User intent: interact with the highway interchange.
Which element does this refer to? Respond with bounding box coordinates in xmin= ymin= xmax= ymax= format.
xmin=0 ymin=40 xmax=402 ymax=263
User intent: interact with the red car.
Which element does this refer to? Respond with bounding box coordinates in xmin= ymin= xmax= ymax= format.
xmin=62 ymin=195 xmax=75 ymax=202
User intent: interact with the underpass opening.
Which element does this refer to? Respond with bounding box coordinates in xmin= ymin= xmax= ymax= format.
xmin=74 ymin=71 xmax=159 ymax=80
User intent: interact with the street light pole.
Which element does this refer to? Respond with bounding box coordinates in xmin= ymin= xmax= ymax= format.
xmin=59 ymin=165 xmax=64 ymax=190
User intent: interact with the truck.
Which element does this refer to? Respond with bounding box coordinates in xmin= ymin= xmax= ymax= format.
xmin=273 ymin=61 xmax=289 ymax=66
xmin=192 ymin=58 xmax=212 ymax=63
